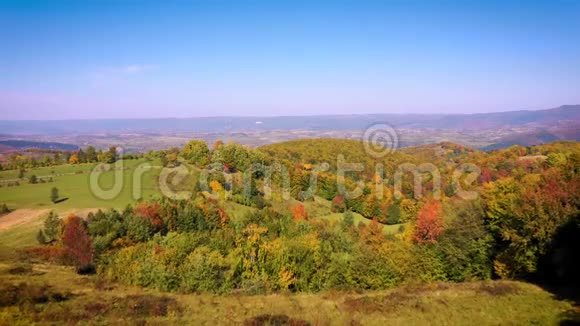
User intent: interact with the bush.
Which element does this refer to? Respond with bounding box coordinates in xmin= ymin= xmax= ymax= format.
xmin=350 ymin=244 xmax=401 ymax=289
xmin=243 ymin=314 xmax=310 ymax=326
xmin=179 ymin=246 xmax=231 ymax=293
xmin=341 ymin=211 xmax=354 ymax=230
xmin=8 ymin=263 xmax=33 ymax=275
xmin=324 ymin=252 xmax=354 ymax=289
xmin=0 ymin=203 xmax=10 ymax=215
xmin=331 ymin=195 xmax=347 ymax=213
xmin=36 ymin=230 xmax=47 ymax=244
xmin=22 ymin=245 xmax=67 ymax=264
xmin=125 ymin=215 xmax=156 ymax=242
xmin=0 ymin=281 xmax=71 ymax=307
xmin=77 ymin=264 xmax=96 ymax=275
xmin=386 ymin=204 xmax=401 ymax=225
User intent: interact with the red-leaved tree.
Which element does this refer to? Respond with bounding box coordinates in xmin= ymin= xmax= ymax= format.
xmin=414 ymin=200 xmax=443 ymax=244
xmin=331 ymin=195 xmax=347 ymax=213
xmin=134 ymin=201 xmax=164 ymax=231
xmin=62 ymin=214 xmax=93 ymax=270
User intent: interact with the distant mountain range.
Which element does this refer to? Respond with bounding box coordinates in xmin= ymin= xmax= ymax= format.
xmin=0 ymin=140 xmax=79 ymax=152
xmin=0 ymin=105 xmax=577 ymax=152
xmin=0 ymin=105 xmax=578 ymax=135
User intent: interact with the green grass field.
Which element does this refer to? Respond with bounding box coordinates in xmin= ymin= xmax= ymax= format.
xmin=0 ymin=159 xmax=161 ymax=211
xmin=0 ymin=216 xmax=44 ymax=249
xmin=0 ymin=163 xmax=94 ymax=180
xmin=317 ymin=212 xmax=405 ymax=235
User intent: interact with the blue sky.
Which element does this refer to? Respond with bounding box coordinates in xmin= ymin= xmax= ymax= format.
xmin=1 ymin=0 xmax=579 ymax=119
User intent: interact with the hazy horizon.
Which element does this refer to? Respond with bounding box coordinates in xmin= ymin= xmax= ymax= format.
xmin=2 ymin=0 xmax=580 ymax=119
xmin=0 ymin=103 xmax=577 ymax=122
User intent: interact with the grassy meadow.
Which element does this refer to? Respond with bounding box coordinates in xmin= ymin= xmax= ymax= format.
xmin=0 ymin=257 xmax=575 ymax=325
xmin=0 ymin=159 xmax=161 ymax=211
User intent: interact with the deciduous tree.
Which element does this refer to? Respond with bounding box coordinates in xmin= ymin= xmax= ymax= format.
xmin=291 ymin=203 xmax=308 ymax=221
xmin=69 ymin=153 xmax=79 ymax=164
xmin=62 ymin=214 xmax=93 ymax=271
xmin=414 ymin=200 xmax=443 ymax=244
xmin=181 ymin=140 xmax=210 ymax=167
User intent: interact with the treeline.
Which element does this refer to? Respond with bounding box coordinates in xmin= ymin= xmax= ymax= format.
xmin=152 ymin=140 xmax=268 ymax=171
xmin=1 ymin=146 xmax=143 ymax=171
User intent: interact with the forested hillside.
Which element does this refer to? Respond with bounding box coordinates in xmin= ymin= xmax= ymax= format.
xmin=4 ymin=139 xmax=573 ymax=290
xmin=1 ymin=138 xmax=578 ymax=323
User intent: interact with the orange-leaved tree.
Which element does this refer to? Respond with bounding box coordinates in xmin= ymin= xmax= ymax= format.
xmin=69 ymin=153 xmax=79 ymax=164
xmin=414 ymin=200 xmax=443 ymax=244
xmin=291 ymin=203 xmax=308 ymax=221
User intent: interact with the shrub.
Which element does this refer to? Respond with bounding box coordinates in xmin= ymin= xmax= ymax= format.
xmin=36 ymin=230 xmax=47 ymax=244
xmin=386 ymin=204 xmax=401 ymax=225
xmin=179 ymin=246 xmax=231 ymax=293
xmin=406 ymin=245 xmax=448 ymax=283
xmin=87 ymin=210 xmax=125 ymax=249
xmin=243 ymin=314 xmax=310 ymax=326
xmin=324 ymin=252 xmax=354 ymax=289
xmin=8 ymin=263 xmax=33 ymax=275
xmin=0 ymin=282 xmax=71 ymax=307
xmin=0 ymin=203 xmax=10 ymax=215
xmin=341 ymin=211 xmax=354 ymax=230
xmin=331 ymin=195 xmax=346 ymax=213
xmin=22 ymin=245 xmax=67 ymax=264
xmin=351 ymin=244 xmax=401 ymax=289
xmin=125 ymin=215 xmax=156 ymax=242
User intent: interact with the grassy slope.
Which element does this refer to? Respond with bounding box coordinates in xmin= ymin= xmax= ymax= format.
xmin=0 ymin=159 xmax=161 ymax=211
xmin=0 ymin=216 xmax=44 ymax=249
xmin=290 ymin=196 xmax=405 ymax=235
xmin=0 ymin=260 xmax=574 ymax=325
xmin=317 ymin=212 xmax=404 ymax=235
